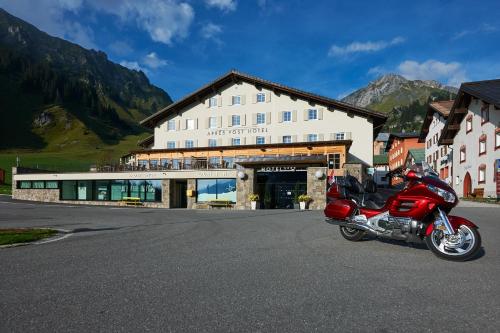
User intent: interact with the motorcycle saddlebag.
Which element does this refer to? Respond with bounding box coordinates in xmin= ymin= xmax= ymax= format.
xmin=324 ymin=199 xmax=357 ymax=219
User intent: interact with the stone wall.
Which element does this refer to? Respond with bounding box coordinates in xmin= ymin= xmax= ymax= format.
xmin=186 ymin=179 xmax=196 ymax=209
xmin=161 ymin=179 xmax=170 ymax=208
xmin=235 ymin=168 xmax=255 ymax=210
xmin=307 ymin=167 xmax=327 ymax=210
xmin=12 ymin=188 xmax=60 ymax=203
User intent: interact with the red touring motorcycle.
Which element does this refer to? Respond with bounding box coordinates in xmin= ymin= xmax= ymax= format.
xmin=324 ymin=163 xmax=482 ymax=261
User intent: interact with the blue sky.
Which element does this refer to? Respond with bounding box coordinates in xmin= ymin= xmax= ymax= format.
xmin=1 ymin=0 xmax=500 ymax=101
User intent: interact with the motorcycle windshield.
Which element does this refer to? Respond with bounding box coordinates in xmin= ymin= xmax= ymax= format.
xmin=408 ymin=162 xmax=439 ymax=178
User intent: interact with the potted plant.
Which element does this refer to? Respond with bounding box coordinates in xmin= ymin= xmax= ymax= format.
xmin=248 ymin=193 xmax=260 ymax=210
xmin=298 ymin=194 xmax=312 ymax=210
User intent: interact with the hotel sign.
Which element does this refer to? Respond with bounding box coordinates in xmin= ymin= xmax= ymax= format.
xmin=207 ymin=127 xmax=269 ymax=136
xmin=257 ymin=166 xmax=306 ymax=172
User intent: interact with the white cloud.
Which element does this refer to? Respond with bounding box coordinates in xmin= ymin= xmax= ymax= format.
xmin=119 ymin=60 xmax=148 ymax=73
xmin=328 ymin=37 xmax=405 ymax=57
xmin=397 ymin=59 xmax=467 ymax=87
xmin=142 ymin=52 xmax=168 ymax=69
xmin=367 ymin=66 xmax=387 ymax=77
xmin=452 ymin=23 xmax=498 ymax=40
xmin=205 ymin=0 xmax=237 ymax=12
xmin=108 ymin=41 xmax=134 ymax=56
xmin=0 ymin=0 xmax=195 ymax=48
xmin=200 ymin=22 xmax=222 ymax=40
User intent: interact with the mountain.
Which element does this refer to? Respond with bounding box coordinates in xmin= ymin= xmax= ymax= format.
xmin=342 ymin=74 xmax=457 ymax=132
xmin=0 ymin=8 xmax=172 ymax=151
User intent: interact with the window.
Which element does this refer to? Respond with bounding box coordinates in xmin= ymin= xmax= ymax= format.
xmin=208 ymin=139 xmax=217 ymax=147
xmin=196 ymin=179 xmax=237 ymax=203
xmin=61 ymin=181 xmax=77 ymax=200
xmin=45 ymin=181 xmax=58 ymax=189
xmin=466 ymin=115 xmax=472 ymax=133
xmin=479 ymin=135 xmax=486 ymax=155
xmin=138 ymin=160 xmax=148 ymax=168
xmin=308 ymin=109 xmax=318 ymax=120
xmin=307 ymin=134 xmax=318 ymax=142
xmin=478 ymin=164 xmax=486 ymax=184
xmin=232 ymin=137 xmax=241 ymax=145
xmin=256 ymin=136 xmax=265 ymax=145
xmin=460 ymin=145 xmax=466 ymax=163
xmin=149 ymin=160 xmax=159 ymax=169
xmin=481 ymin=103 xmax=489 ymax=124
xmin=185 ymin=140 xmax=194 ymax=148
xmin=328 ymin=153 xmax=341 ymax=169
xmin=283 ymin=111 xmax=292 ymax=122
xmin=257 ymin=93 xmax=265 ymax=103
xmin=232 ymin=95 xmax=241 ymax=105
xmin=19 ymin=181 xmax=31 ymax=189
xmin=167 ymin=141 xmax=176 ymax=149
xmin=282 ymin=135 xmax=292 ymax=143
xmin=186 ymin=119 xmax=195 ymax=130
xmin=209 ymin=117 xmax=217 ymax=129
xmin=256 ymin=113 xmax=265 ymax=125
xmin=496 ymin=128 xmax=500 ymax=149
xmin=335 ymin=132 xmax=345 ymax=140
xmin=160 ymin=159 xmax=169 ymax=167
xmin=110 ymin=180 xmax=128 ymax=201
xmin=231 ymin=115 xmax=241 ymax=126
xmin=167 ymin=120 xmax=176 ymax=131
xmin=32 ymin=181 xmax=45 ymax=189
xmin=209 ymin=97 xmax=218 ymax=108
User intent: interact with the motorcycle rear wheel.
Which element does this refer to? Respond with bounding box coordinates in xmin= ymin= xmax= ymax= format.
xmin=425 ymin=225 xmax=481 ymax=261
xmin=339 ymin=226 xmax=366 ymax=241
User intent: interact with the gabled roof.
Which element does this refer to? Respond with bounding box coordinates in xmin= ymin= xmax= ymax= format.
xmin=406 ymin=148 xmax=425 ymax=163
xmin=439 ymin=79 xmax=500 ymax=145
xmin=138 ymin=135 xmax=154 ymax=148
xmin=418 ymin=100 xmax=454 ymax=142
xmin=139 ymin=70 xmax=387 ymax=137
xmin=375 ymin=132 xmax=390 ymax=142
xmin=385 ymin=132 xmax=420 ymax=152
xmin=373 ymin=154 xmax=388 ymax=165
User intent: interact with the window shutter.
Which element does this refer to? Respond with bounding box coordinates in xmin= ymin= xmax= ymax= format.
xmin=329 ymin=133 xmax=335 ymax=140
xmin=303 ymin=134 xmax=308 ymax=141
xmin=195 ymin=118 xmax=199 ymax=130
xmin=303 ymin=109 xmax=309 ymax=121
xmin=217 ymin=138 xmax=223 ymax=146
xmin=205 ymin=99 xmax=210 ymax=108
xmin=292 ymin=135 xmax=297 ymax=143
xmin=177 ymin=141 xmax=181 ymax=148
xmin=252 ymin=113 xmax=257 ymax=125
xmin=218 ymin=96 xmax=222 ymax=107
xmin=181 ymin=119 xmax=187 ymax=130
xmin=241 ymin=114 xmax=246 ymax=126
xmin=292 ymin=110 xmax=297 ymax=122
xmin=266 ymin=112 xmax=271 ymax=124
xmin=241 ymin=95 xmax=246 ymax=105
xmin=242 ymin=137 xmax=246 ymax=145
xmin=252 ymin=94 xmax=257 ymax=104
xmin=228 ymin=97 xmax=233 ymax=106
xmin=278 ymin=111 xmax=283 ymax=123
xmin=318 ymin=108 xmax=324 ymax=120
xmin=176 ymin=119 xmax=180 ymax=130
xmin=266 ymin=92 xmax=271 ymax=103
xmin=228 ymin=115 xmax=233 ymax=127
xmin=218 ymin=116 xmax=223 ymax=128
xmin=267 ymin=135 xmax=272 ymax=143
xmin=205 ymin=118 xmax=209 ymax=129
xmin=318 ymin=133 xmax=324 ymax=141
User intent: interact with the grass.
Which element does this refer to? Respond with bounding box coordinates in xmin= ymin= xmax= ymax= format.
xmin=461 ymin=197 xmax=499 ymax=205
xmin=0 ymin=228 xmax=58 ymax=246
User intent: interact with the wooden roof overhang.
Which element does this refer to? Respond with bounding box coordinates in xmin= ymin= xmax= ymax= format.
xmin=126 ymin=139 xmax=352 ymax=157
xmin=418 ymin=101 xmax=454 ymax=143
xmin=439 ymin=79 xmax=500 ymax=146
xmin=139 ymin=70 xmax=387 ymax=138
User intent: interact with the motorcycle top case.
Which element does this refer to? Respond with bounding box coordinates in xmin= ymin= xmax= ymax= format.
xmin=324 ymin=199 xmax=357 ymax=219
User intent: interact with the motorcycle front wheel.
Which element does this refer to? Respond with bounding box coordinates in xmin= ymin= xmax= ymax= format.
xmin=425 ymin=224 xmax=481 ymax=261
xmin=339 ymin=226 xmax=366 ymax=241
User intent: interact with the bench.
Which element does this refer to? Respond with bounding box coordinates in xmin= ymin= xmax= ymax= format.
xmin=207 ymin=199 xmax=233 ymax=209
xmin=471 ymin=188 xmax=484 ymax=198
xmin=121 ymin=197 xmax=143 ymax=206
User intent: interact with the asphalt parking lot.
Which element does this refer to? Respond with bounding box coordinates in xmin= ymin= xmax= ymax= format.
xmin=0 ymin=196 xmax=499 ymax=332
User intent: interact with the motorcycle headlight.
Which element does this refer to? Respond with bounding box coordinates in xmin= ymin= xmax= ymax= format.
xmin=427 ymin=184 xmax=455 ymax=203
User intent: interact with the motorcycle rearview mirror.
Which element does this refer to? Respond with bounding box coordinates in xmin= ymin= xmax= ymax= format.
xmin=406 ymin=170 xmax=421 ymax=181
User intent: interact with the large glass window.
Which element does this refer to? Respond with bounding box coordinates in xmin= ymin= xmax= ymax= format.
xmin=19 ymin=181 xmax=31 ymax=189
xmin=145 ymin=180 xmax=162 ymax=202
xmin=111 ymin=180 xmax=128 ymax=201
xmin=32 ymin=181 xmax=45 ymax=189
xmin=197 ymin=179 xmax=236 ymax=203
xmin=95 ymin=181 xmax=109 ymax=201
xmin=45 ymin=181 xmax=58 ymax=189
xmin=77 ymin=181 xmax=93 ymax=201
xmin=129 ymin=180 xmax=145 ymax=200
xmin=61 ymin=181 xmax=77 ymax=200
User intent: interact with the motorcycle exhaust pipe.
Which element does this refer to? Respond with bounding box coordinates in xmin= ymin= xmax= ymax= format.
xmin=325 ymin=218 xmax=379 ymax=237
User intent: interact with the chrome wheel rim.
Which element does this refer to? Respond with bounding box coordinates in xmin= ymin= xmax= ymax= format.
xmin=342 ymin=227 xmax=358 ymax=234
xmin=431 ymin=225 xmax=476 ymax=256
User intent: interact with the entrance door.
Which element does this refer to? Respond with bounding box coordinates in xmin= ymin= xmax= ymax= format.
xmin=257 ymin=170 xmax=307 ymax=209
xmin=171 ymin=180 xmax=187 ymax=208
xmin=463 ymin=172 xmax=472 ymax=197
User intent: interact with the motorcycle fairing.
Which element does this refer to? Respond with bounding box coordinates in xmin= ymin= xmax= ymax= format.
xmin=425 ymin=215 xmax=478 ymax=236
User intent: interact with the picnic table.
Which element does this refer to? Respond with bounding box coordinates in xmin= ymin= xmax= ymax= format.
xmin=121 ymin=197 xmax=143 ymax=206
xmin=207 ymin=199 xmax=233 ymax=209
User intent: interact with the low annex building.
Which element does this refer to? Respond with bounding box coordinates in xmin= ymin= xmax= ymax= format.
xmin=12 ymin=70 xmax=387 ymax=209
